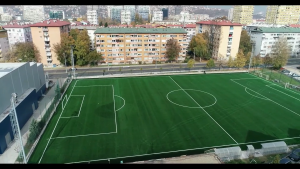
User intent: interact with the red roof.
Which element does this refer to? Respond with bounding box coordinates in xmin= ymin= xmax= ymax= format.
xmin=2 ymin=22 xmax=31 ymax=28
xmin=30 ymin=19 xmax=70 ymax=27
xmin=196 ymin=20 xmax=242 ymax=26
xmin=184 ymin=24 xmax=196 ymax=28
xmin=289 ymin=24 xmax=300 ymax=28
xmin=167 ymin=24 xmax=183 ymax=27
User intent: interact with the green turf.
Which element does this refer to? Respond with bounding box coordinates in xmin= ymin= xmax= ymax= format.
xmin=28 ymin=73 xmax=300 ymax=164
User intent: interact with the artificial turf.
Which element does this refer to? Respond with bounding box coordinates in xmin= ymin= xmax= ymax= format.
xmin=28 ymin=72 xmax=300 ymax=164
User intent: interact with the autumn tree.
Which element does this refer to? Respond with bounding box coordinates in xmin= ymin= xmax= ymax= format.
xmin=74 ymin=29 xmax=91 ymax=66
xmin=188 ymin=33 xmax=209 ymax=60
xmin=245 ymin=52 xmax=251 ymax=66
xmin=13 ymin=42 xmax=41 ymax=62
xmin=215 ymin=16 xmax=228 ymax=20
xmin=86 ymin=50 xmax=103 ymax=66
xmin=165 ymin=38 xmax=181 ymax=63
xmin=206 ymin=58 xmax=215 ymax=70
xmin=227 ymin=56 xmax=235 ymax=68
xmin=53 ymin=32 xmax=75 ymax=66
xmin=251 ymin=54 xmax=262 ymax=69
xmin=187 ymin=59 xmax=195 ymax=71
xmin=2 ymin=48 xmax=17 ymax=62
xmin=239 ymin=30 xmax=252 ymax=56
xmin=234 ymin=50 xmax=247 ymax=69
xmin=270 ymin=36 xmax=290 ymax=69
xmin=216 ymin=54 xmax=227 ymax=70
xmin=262 ymin=54 xmax=272 ymax=68
xmin=70 ymin=29 xmax=80 ymax=41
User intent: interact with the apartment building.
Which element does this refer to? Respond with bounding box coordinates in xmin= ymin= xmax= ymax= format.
xmin=23 ymin=6 xmax=45 ymax=22
xmin=0 ymin=27 xmax=9 ymax=61
xmin=49 ymin=10 xmax=65 ymax=20
xmin=87 ymin=10 xmax=98 ymax=25
xmin=121 ymin=10 xmax=131 ymax=25
xmin=232 ymin=6 xmax=254 ymax=25
xmin=71 ymin=21 xmax=96 ymax=50
xmin=245 ymin=23 xmax=286 ymax=34
xmin=228 ymin=8 xmax=233 ymax=21
xmin=0 ymin=7 xmax=4 ymax=15
xmin=250 ymin=27 xmax=300 ymax=58
xmin=123 ymin=5 xmax=136 ymax=21
xmin=107 ymin=6 xmax=123 ymax=22
xmin=195 ymin=20 xmax=243 ymax=59
xmin=137 ymin=6 xmax=150 ymax=20
xmin=94 ymin=28 xmax=188 ymax=64
xmin=152 ymin=11 xmax=163 ymax=23
xmin=266 ymin=6 xmax=300 ymax=25
xmin=183 ymin=24 xmax=196 ymax=43
xmin=30 ymin=19 xmax=71 ymax=67
xmin=2 ymin=22 xmax=32 ymax=48
xmin=0 ymin=13 xmax=12 ymax=22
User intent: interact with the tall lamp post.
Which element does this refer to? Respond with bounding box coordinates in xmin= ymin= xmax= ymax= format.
xmin=248 ymin=40 xmax=255 ymax=72
xmin=70 ymin=45 xmax=75 ymax=78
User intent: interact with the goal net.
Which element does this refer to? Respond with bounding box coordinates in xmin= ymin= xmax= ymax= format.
xmin=259 ymin=73 xmax=269 ymax=80
xmin=62 ymin=94 xmax=68 ymax=110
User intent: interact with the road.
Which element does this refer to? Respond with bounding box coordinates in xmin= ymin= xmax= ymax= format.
xmin=45 ymin=58 xmax=300 ymax=79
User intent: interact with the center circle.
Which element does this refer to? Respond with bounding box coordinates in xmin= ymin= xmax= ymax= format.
xmin=166 ymin=89 xmax=217 ymax=108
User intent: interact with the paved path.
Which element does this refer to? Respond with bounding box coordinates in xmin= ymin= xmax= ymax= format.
xmin=0 ymin=80 xmax=58 ymax=163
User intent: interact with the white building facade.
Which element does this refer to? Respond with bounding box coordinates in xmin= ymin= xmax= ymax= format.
xmin=0 ymin=13 xmax=12 ymax=22
xmin=152 ymin=11 xmax=163 ymax=23
xmin=3 ymin=23 xmax=32 ymax=49
xmin=23 ymin=6 xmax=45 ymax=22
xmin=87 ymin=10 xmax=98 ymax=25
xmin=228 ymin=8 xmax=233 ymax=21
xmin=250 ymin=27 xmax=300 ymax=58
xmin=121 ymin=10 xmax=131 ymax=25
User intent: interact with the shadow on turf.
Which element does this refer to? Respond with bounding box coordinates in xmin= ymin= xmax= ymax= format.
xmin=96 ymin=102 xmax=115 ymax=119
xmin=240 ymin=130 xmax=278 ymax=150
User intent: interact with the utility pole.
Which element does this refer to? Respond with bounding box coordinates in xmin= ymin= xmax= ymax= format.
xmin=193 ymin=48 xmax=195 ymax=60
xmin=248 ymin=40 xmax=255 ymax=72
xmin=70 ymin=45 xmax=75 ymax=78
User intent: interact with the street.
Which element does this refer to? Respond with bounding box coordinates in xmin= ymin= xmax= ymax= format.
xmin=45 ymin=58 xmax=300 ymax=79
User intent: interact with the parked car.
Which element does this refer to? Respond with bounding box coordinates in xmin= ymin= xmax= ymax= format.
xmin=288 ymin=148 xmax=300 ymax=162
xmin=281 ymin=70 xmax=290 ymax=75
xmin=291 ymin=73 xmax=300 ymax=77
xmin=279 ymin=158 xmax=292 ymax=164
xmin=69 ymin=67 xmax=77 ymax=71
xmin=296 ymin=66 xmax=300 ymax=69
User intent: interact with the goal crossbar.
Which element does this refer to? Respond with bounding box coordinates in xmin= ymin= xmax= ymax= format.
xmin=62 ymin=94 xmax=68 ymax=110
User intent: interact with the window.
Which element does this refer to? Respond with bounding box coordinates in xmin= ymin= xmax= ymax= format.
xmin=100 ymin=40 xmax=105 ymax=42
xmin=230 ymin=26 xmax=233 ymax=30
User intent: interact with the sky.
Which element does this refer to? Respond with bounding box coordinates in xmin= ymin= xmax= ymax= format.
xmin=208 ymin=5 xmax=267 ymax=14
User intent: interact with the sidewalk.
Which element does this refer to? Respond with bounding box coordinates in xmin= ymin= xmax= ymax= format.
xmin=0 ymin=80 xmax=58 ymax=163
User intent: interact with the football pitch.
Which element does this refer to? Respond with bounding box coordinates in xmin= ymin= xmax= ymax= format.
xmin=28 ymin=72 xmax=300 ymax=164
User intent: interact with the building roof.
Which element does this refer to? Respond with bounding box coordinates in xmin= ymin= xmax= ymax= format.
xmin=196 ymin=20 xmax=242 ymax=26
xmin=184 ymin=24 xmax=196 ymax=28
xmin=289 ymin=24 xmax=300 ymax=28
xmin=0 ymin=62 xmax=27 ymax=78
xmin=94 ymin=28 xmax=187 ymax=34
xmin=2 ymin=22 xmax=31 ymax=28
xmin=252 ymin=27 xmax=300 ymax=33
xmin=30 ymin=19 xmax=70 ymax=27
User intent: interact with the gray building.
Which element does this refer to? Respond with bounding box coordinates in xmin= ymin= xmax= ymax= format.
xmin=137 ymin=6 xmax=150 ymax=20
xmin=23 ymin=6 xmax=45 ymax=22
xmin=0 ymin=62 xmax=46 ymax=154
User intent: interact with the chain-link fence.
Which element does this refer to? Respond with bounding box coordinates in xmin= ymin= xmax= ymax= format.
xmin=15 ymin=77 xmax=72 ymax=163
xmin=249 ymin=68 xmax=300 ymax=93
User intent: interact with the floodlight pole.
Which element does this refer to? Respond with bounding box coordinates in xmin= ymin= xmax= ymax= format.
xmin=70 ymin=45 xmax=75 ymax=78
xmin=248 ymin=40 xmax=255 ymax=72
xmin=10 ymin=96 xmax=27 ymax=164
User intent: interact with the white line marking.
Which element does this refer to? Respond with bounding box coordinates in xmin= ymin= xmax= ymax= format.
xmin=230 ymin=78 xmax=258 ymax=80
xmin=112 ymin=85 xmax=118 ymax=133
xmin=245 ymin=88 xmax=269 ymax=100
xmin=38 ymin=80 xmax=78 ymax=164
xmin=166 ymin=89 xmax=217 ymax=108
xmin=51 ymin=132 xmax=117 ymax=139
xmin=75 ymin=85 xmax=112 ymax=87
xmin=114 ymin=95 xmax=125 ymax=111
xmin=60 ymin=116 xmax=78 ymax=119
xmin=266 ymin=85 xmax=300 ymax=102
xmin=65 ymin=136 xmax=300 ymax=164
xmin=168 ymin=76 xmax=238 ymax=144
xmin=248 ymin=73 xmax=300 ymax=96
xmin=71 ymin=95 xmax=85 ymax=96
xmin=231 ymin=79 xmax=300 ymax=117
xmin=77 ymin=95 xmax=85 ymax=117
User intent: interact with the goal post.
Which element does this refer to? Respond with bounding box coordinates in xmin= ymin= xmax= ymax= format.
xmin=62 ymin=94 xmax=68 ymax=110
xmin=285 ymin=82 xmax=289 ymax=89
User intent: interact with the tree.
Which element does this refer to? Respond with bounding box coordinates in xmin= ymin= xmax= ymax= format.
xmin=272 ymin=155 xmax=281 ymax=164
xmin=86 ymin=50 xmax=103 ymax=66
xmin=63 ymin=19 xmax=70 ymax=22
xmin=216 ymin=54 xmax=227 ymax=70
xmin=188 ymin=33 xmax=209 ymax=60
xmin=148 ymin=14 xmax=151 ymax=23
xmin=252 ymin=54 xmax=262 ymax=69
xmin=131 ymin=21 xmax=136 ymax=27
xmin=13 ymin=42 xmax=41 ymax=62
xmin=72 ymin=18 xmax=77 ymax=21
xmin=165 ymin=38 xmax=181 ymax=62
xmin=245 ymin=52 xmax=251 ymax=66
xmin=227 ymin=56 xmax=235 ymax=68
xmin=239 ymin=30 xmax=252 ymax=56
xmin=234 ymin=50 xmax=247 ymax=69
xmin=99 ymin=21 xmax=103 ymax=26
xmin=215 ymin=16 xmax=228 ymax=20
xmin=104 ymin=22 xmax=108 ymax=27
xmin=3 ymin=48 xmax=17 ymax=62
xmin=270 ymin=36 xmax=290 ymax=69
xmin=53 ymin=32 xmax=75 ymax=66
xmin=74 ymin=29 xmax=91 ymax=66
xmin=187 ymin=59 xmax=195 ymax=71
xmin=70 ymin=29 xmax=80 ymax=41
xmin=262 ymin=54 xmax=272 ymax=68
xmin=28 ymin=119 xmax=39 ymax=144
xmin=206 ymin=58 xmax=215 ymax=70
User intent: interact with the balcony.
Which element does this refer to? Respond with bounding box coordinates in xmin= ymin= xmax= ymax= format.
xmin=47 ymin=58 xmax=52 ymax=61
xmin=43 ymin=28 xmax=48 ymax=32
xmin=45 ymin=48 xmax=51 ymax=52
xmin=228 ymin=42 xmax=232 ymax=46
xmin=44 ymin=33 xmax=49 ymax=37
xmin=45 ymin=44 xmax=50 ymax=47
xmin=46 ymin=52 xmax=52 ymax=56
xmin=44 ymin=38 xmax=50 ymax=42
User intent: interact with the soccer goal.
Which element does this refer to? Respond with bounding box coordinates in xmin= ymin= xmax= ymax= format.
xmin=259 ymin=73 xmax=269 ymax=80
xmin=62 ymin=94 xmax=68 ymax=110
